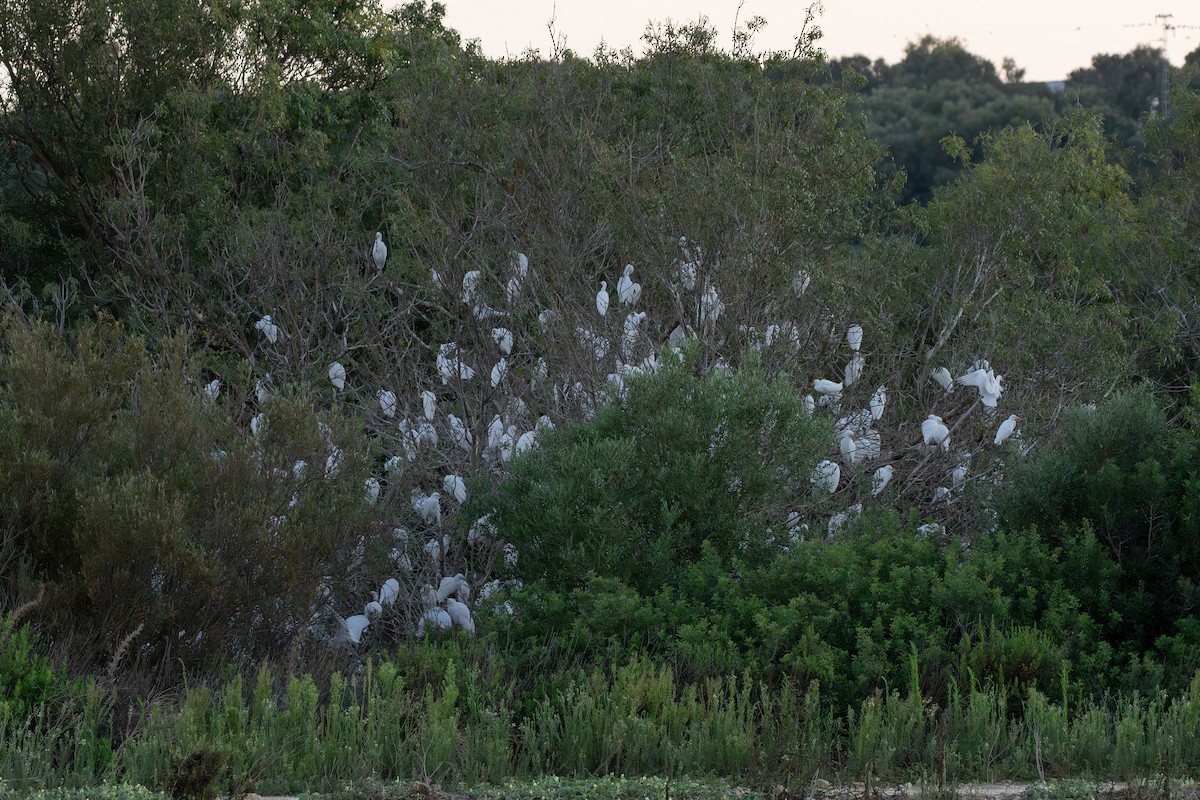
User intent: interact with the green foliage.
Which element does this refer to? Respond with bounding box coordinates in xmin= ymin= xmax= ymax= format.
xmin=0 ymin=620 xmax=81 ymax=726
xmin=478 ymin=351 xmax=828 ymax=594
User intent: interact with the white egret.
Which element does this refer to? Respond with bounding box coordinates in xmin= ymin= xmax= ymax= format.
xmin=811 ymin=459 xmax=840 ymax=493
xmin=617 ymin=264 xmax=642 ymax=306
xmin=827 ymin=503 xmax=862 ymax=537
xmin=446 ymin=413 xmax=472 ymax=452
xmin=700 ymin=283 xmax=724 ymax=327
xmin=255 ymin=377 xmax=270 ymax=405
xmin=363 ymin=477 xmax=381 ymax=506
xmin=250 ymin=413 xmax=265 ymax=437
xmin=416 ymin=421 xmax=438 ymax=448
xmin=802 ymin=394 xmax=815 ymax=416
xmin=378 ymin=389 xmax=397 ymax=418
xmin=328 ymin=362 xmax=347 ymax=391
xmin=932 ymin=367 xmax=953 ymax=391
xmin=330 ymin=611 xmax=369 ymax=646
xmin=792 ymin=271 xmax=811 ymax=297
xmin=423 ymin=537 xmax=445 ymax=563
xmin=372 ymin=232 xmax=387 ymax=272
xmin=292 ymin=460 xmax=307 ymax=479
xmin=469 ymin=514 xmax=496 ymax=545
xmin=511 ymin=251 xmax=529 ymax=278
xmin=442 ymin=474 xmax=467 ymax=504
xmin=994 ymin=415 xmax=1019 ymax=446
xmin=461 ymin=270 xmax=482 ymax=306
xmin=490 ymin=358 xmax=508 ymax=388
xmin=847 ymin=324 xmax=863 ymax=351
xmin=412 ymin=491 xmax=442 ymax=526
xmin=870 ymin=386 xmax=887 ymax=421
xmin=871 ymin=465 xmax=893 ymax=496
xmin=445 ymin=598 xmax=476 ymax=633
xmin=379 ymin=578 xmax=400 ymax=606
xmin=921 ymin=414 xmax=950 ymax=451
xmin=951 ymin=464 xmax=968 ymax=489
xmin=436 ymin=343 xmax=475 ymax=384
xmin=492 ymin=327 xmax=513 ymax=355
xmin=538 ymin=309 xmax=559 ymax=326
xmin=516 ymin=429 xmax=537 ymax=453
xmin=364 ymin=600 xmax=383 ymax=619
xmin=421 ymin=390 xmax=436 ymax=421
xmin=325 ymin=446 xmax=342 ymax=478
xmin=839 ymin=432 xmax=857 ymax=469
xmin=622 ymin=311 xmax=646 ymax=352
xmin=957 ymin=367 xmax=1003 ymax=407
xmin=255 ymin=315 xmax=279 ymax=344
xmin=436 ymin=574 xmax=466 ymax=602
xmin=843 ymin=354 xmax=864 ymax=387
xmin=486 ymin=415 xmax=505 ymax=452
xmin=596 ymin=281 xmax=609 ymax=316
xmin=503 ymin=542 xmax=519 ymax=566
xmin=933 ymin=486 xmax=951 ymax=503
xmin=813 ymin=379 xmax=843 ymax=397
xmin=417 ymin=607 xmax=453 ymax=637
xmin=203 ymin=379 xmax=220 ymax=401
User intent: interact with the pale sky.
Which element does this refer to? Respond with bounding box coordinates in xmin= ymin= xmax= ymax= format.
xmin=435 ymin=1 xmax=1199 ymax=81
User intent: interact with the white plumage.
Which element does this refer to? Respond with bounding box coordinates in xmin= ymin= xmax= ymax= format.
xmin=372 ymin=232 xmax=387 ymax=272
xmin=328 ymin=362 xmax=346 ymax=390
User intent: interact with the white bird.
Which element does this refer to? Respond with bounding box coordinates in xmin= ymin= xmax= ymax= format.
xmin=255 ymin=377 xmax=270 ymax=405
xmin=792 ymin=271 xmax=811 ymax=297
xmin=828 ymin=503 xmax=862 ymax=537
xmin=933 ymin=486 xmax=952 ymax=504
xmin=469 ymin=514 xmax=496 ymax=545
xmin=847 ymin=324 xmax=863 ymax=351
xmin=871 ymin=465 xmax=893 ymax=496
xmin=442 ymin=474 xmax=467 ymax=504
xmin=445 ymin=598 xmax=475 ymax=633
xmin=596 ymin=281 xmax=609 ymax=317
xmin=255 ymin=315 xmax=279 ymax=344
xmin=994 ymin=415 xmax=1019 ymax=446
xmin=378 ymin=578 xmax=400 ymax=606
xmin=511 ymin=251 xmax=529 ymax=279
xmin=331 ymin=611 xmax=369 ymax=646
xmin=203 ymin=379 xmax=220 ymax=401
xmin=516 ymin=429 xmax=537 ymax=453
xmin=492 ymin=327 xmax=513 ymax=355
xmin=813 ymin=379 xmax=843 ymax=397
xmin=870 ymin=386 xmax=887 ymax=421
xmin=951 ymin=464 xmax=968 ymax=489
xmin=622 ymin=311 xmax=646 ymax=352
xmin=447 ymin=413 xmax=472 ymax=452
xmin=372 ymin=232 xmax=387 ymax=272
xmin=421 ymin=390 xmax=436 ymax=421
xmin=416 ymin=421 xmax=439 ymax=448
xmin=325 ymin=446 xmax=342 ymax=478
xmin=843 ymin=354 xmax=864 ymax=387
xmin=436 ymin=574 xmax=466 ymax=602
xmin=436 ymin=343 xmax=475 ymax=384
xmin=490 ymin=358 xmax=508 ymax=388
xmin=328 ymin=362 xmax=346 ymax=391
xmin=617 ymin=264 xmax=642 ymax=306
xmin=250 ymin=413 xmax=265 ymax=437
xmin=378 ymin=389 xmax=397 ymax=418
xmin=417 ymin=607 xmax=453 ymax=637
xmin=462 ymin=270 xmax=482 ymax=304
xmin=802 ymin=394 xmax=815 ymax=416
xmin=700 ymin=283 xmax=723 ymax=328
xmin=921 ymin=414 xmax=950 ymax=451
xmin=811 ymin=459 xmax=840 ymax=493
xmin=839 ymin=432 xmax=857 ymax=469
xmin=932 ymin=367 xmax=953 ymax=391
xmin=423 ymin=536 xmax=446 ymax=563
xmin=364 ymin=600 xmax=383 ymax=619
xmin=676 ymin=260 xmax=698 ymax=292
xmin=412 ymin=491 xmax=441 ymax=526
xmin=363 ymin=477 xmax=381 ymax=505
xmin=957 ymin=367 xmax=1003 ymax=407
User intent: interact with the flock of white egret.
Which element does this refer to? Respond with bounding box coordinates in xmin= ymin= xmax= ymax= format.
xmin=230 ymin=232 xmax=1028 ymax=648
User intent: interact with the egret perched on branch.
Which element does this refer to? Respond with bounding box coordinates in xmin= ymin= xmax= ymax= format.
xmin=871 ymin=465 xmax=893 ymax=496
xmin=839 ymin=432 xmax=857 ymax=469
xmin=843 ymin=354 xmax=864 ymax=387
xmin=921 ymin=414 xmax=950 ymax=451
xmin=436 ymin=343 xmax=475 ymax=383
xmin=364 ymin=600 xmax=383 ymax=619
xmin=436 ymin=574 xmax=466 ymax=602
xmin=442 ymin=474 xmax=467 ymax=504
xmin=255 ymin=315 xmax=279 ymax=344
xmin=813 ymin=379 xmax=843 ymax=397
xmin=255 ymin=377 xmax=270 ymax=405
xmin=461 ymin=270 xmax=482 ymax=306
xmin=421 ymin=390 xmax=436 ymax=421
xmin=250 ymin=413 xmax=265 ymax=438
xmin=203 ymin=379 xmax=220 ymax=401
xmin=700 ymin=283 xmax=723 ymax=328
xmin=363 ymin=477 xmax=381 ymax=506
xmin=417 ymin=607 xmax=452 ymax=637
xmin=596 ymin=281 xmax=610 ymax=317
xmin=811 ymin=460 xmax=840 ymax=493
xmin=617 ymin=264 xmax=642 ymax=306
xmin=372 ymin=232 xmax=387 ymax=272
xmin=870 ymin=386 xmax=887 ymax=421
xmin=412 ymin=491 xmax=442 ymax=526
xmin=951 ymin=464 xmax=968 ymax=489
xmin=447 ymin=413 xmax=472 ymax=452
xmin=491 ymin=327 xmax=513 ymax=355
xmin=490 ymin=358 xmax=508 ymax=388
xmin=802 ymin=394 xmax=815 ymax=416
xmin=379 ymin=578 xmax=400 ymax=607
xmin=957 ymin=367 xmax=1003 ymax=407
xmin=994 ymin=415 xmax=1019 ymax=445
xmin=378 ymin=389 xmax=397 ymax=418
xmin=932 ymin=367 xmax=953 ymax=391
xmin=792 ymin=271 xmax=811 ymax=297
xmin=328 ymin=362 xmax=347 ymax=391
xmin=847 ymin=324 xmax=863 ymax=351
xmin=445 ymin=598 xmax=476 ymax=633
xmin=623 ymin=311 xmax=646 ymax=352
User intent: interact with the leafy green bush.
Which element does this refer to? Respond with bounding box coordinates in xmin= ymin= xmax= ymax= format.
xmin=0 ymin=618 xmax=84 ymax=726
xmin=475 ymin=350 xmax=829 ymax=595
